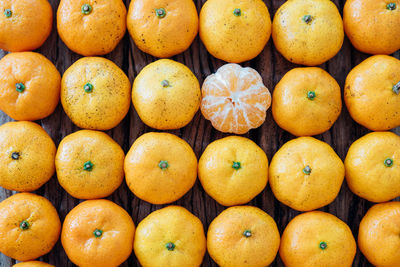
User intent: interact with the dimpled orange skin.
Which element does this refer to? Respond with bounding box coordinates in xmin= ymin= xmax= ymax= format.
xmin=344 ymin=55 xmax=400 ymax=131
xmin=134 ymin=206 xmax=206 ymax=267
xmin=272 ymin=0 xmax=344 ymax=66
xmin=0 ymin=52 xmax=61 ymax=121
xmin=127 ymin=0 xmax=198 ymax=58
xmin=13 ymin=262 xmax=54 ymax=267
xmin=132 ymin=59 xmax=201 ymax=130
xmin=57 ymin=0 xmax=126 ymax=56
xmin=345 ymin=132 xmax=400 ymax=203
xmin=0 ymin=121 xmax=56 ymax=192
xmin=198 ymin=136 xmax=268 ymax=206
xmin=56 ymin=130 xmax=125 ymax=199
xmin=61 ymin=57 xmax=131 ymax=130
xmin=61 ymin=199 xmax=135 ymax=267
xmin=272 ymin=67 xmax=342 ymax=136
xmin=269 ymin=137 xmax=344 ymax=211
xmin=358 ymin=202 xmax=400 ymax=267
xmin=0 ymin=193 xmax=61 ymax=262
xmin=199 ymin=0 xmax=271 ymax=63
xmin=344 ymin=0 xmax=400 ymax=55
xmin=0 ymin=0 xmax=52 ymax=52
xmin=125 ymin=132 xmax=197 ymax=204
xmin=207 ymin=206 xmax=280 ymax=267
xmin=280 ymin=211 xmax=357 ymax=267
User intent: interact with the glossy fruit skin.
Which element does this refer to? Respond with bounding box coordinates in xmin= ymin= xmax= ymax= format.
xmin=127 ymin=0 xmax=198 ymax=58
xmin=132 ymin=59 xmax=200 ymax=130
xmin=125 ymin=132 xmax=197 ymax=204
xmin=201 ymin=63 xmax=271 ymax=134
xmin=207 ymin=206 xmax=280 ymax=267
xmin=272 ymin=0 xmax=344 ymax=66
xmin=57 ymin=0 xmax=127 ymax=56
xmin=134 ymin=206 xmax=206 ymax=267
xmin=269 ymin=137 xmax=344 ymax=211
xmin=345 ymin=132 xmax=400 ymax=202
xmin=358 ymin=202 xmax=400 ymax=267
xmin=198 ymin=136 xmax=268 ymax=206
xmin=61 ymin=199 xmax=135 ymax=267
xmin=0 ymin=121 xmax=56 ymax=192
xmin=280 ymin=211 xmax=356 ymax=267
xmin=344 ymin=0 xmax=400 ymax=55
xmin=0 ymin=52 xmax=61 ymax=121
xmin=0 ymin=193 xmax=61 ymax=261
xmin=61 ymin=57 xmax=131 ymax=130
xmin=13 ymin=262 xmax=53 ymax=267
xmin=272 ymin=67 xmax=342 ymax=136
xmin=56 ymin=130 xmax=125 ymax=199
xmin=0 ymin=0 xmax=52 ymax=52
xmin=344 ymin=55 xmax=400 ymax=131
xmin=199 ymin=0 xmax=271 ymax=63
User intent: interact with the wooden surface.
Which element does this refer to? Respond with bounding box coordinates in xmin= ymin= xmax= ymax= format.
xmin=1 ymin=0 xmax=399 ymax=266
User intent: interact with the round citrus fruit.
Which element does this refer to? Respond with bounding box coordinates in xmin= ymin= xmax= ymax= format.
xmin=344 ymin=0 xmax=400 ymax=55
xmin=0 ymin=193 xmax=61 ymax=261
xmin=345 ymin=131 xmax=400 ymax=202
xmin=61 ymin=57 xmax=131 ymax=130
xmin=134 ymin=206 xmax=206 ymax=267
xmin=280 ymin=211 xmax=356 ymax=267
xmin=0 ymin=0 xmax=52 ymax=52
xmin=272 ymin=0 xmax=344 ymax=66
xmin=61 ymin=199 xmax=135 ymax=267
xmin=207 ymin=206 xmax=280 ymax=267
xmin=269 ymin=137 xmax=344 ymax=211
xmin=0 ymin=121 xmax=56 ymax=192
xmin=56 ymin=130 xmax=125 ymax=199
xmin=201 ymin=63 xmax=271 ymax=134
xmin=125 ymin=132 xmax=197 ymax=204
xmin=127 ymin=0 xmax=198 ymax=58
xmin=0 ymin=52 xmax=61 ymax=121
xmin=199 ymin=0 xmax=271 ymax=63
xmin=272 ymin=67 xmax=342 ymax=136
xmin=358 ymin=202 xmax=400 ymax=267
xmin=132 ymin=59 xmax=200 ymax=130
xmin=13 ymin=262 xmax=53 ymax=267
xmin=344 ymin=55 xmax=400 ymax=131
xmin=57 ymin=0 xmax=127 ymax=56
xmin=198 ymin=136 xmax=268 ymax=206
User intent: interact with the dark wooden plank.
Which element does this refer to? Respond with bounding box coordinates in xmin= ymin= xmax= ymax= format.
xmin=0 ymin=0 xmax=399 ymax=266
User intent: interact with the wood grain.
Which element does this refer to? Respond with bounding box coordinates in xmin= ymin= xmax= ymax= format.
xmin=0 ymin=0 xmax=399 ymax=266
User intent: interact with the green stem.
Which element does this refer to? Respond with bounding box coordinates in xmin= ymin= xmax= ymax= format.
xmin=319 ymin=241 xmax=327 ymax=250
xmin=155 ymin=8 xmax=166 ymax=18
xmin=303 ymin=165 xmax=312 ymax=175
xmin=387 ymin=3 xmax=396 ymax=10
xmin=166 ymin=242 xmax=175 ymax=251
xmin=4 ymin=9 xmax=12 ymax=18
xmin=83 ymin=161 xmax=94 ymax=171
xmin=243 ymin=230 xmax=252 ymax=237
xmin=302 ymin=15 xmax=313 ymax=24
xmin=232 ymin=161 xmax=241 ymax=170
xmin=20 ymin=220 xmax=29 ymax=230
xmin=81 ymin=4 xmax=92 ymax=15
xmin=233 ymin=8 xmax=241 ymax=16
xmin=93 ymin=229 xmax=103 ymax=238
xmin=11 ymin=152 xmax=20 ymax=160
xmin=384 ymin=158 xmax=393 ymax=167
xmin=15 ymin=83 xmax=25 ymax=93
xmin=161 ymin=80 xmax=170 ymax=88
xmin=159 ymin=160 xmax=169 ymax=170
xmin=307 ymin=91 xmax=316 ymax=100
xmin=84 ymin=83 xmax=93 ymax=93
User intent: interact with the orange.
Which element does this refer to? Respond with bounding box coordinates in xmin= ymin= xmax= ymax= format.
xmin=280 ymin=211 xmax=356 ymax=267
xmin=134 ymin=206 xmax=206 ymax=267
xmin=344 ymin=0 xmax=400 ymax=55
xmin=272 ymin=67 xmax=342 ymax=136
xmin=0 ymin=0 xmax=52 ymax=52
xmin=345 ymin=132 xmax=400 ymax=203
xmin=201 ymin=63 xmax=271 ymax=134
xmin=61 ymin=57 xmax=131 ymax=130
xmin=198 ymin=136 xmax=268 ymax=206
xmin=57 ymin=0 xmax=127 ymax=56
xmin=127 ymin=0 xmax=198 ymax=58
xmin=358 ymin=202 xmax=400 ymax=267
xmin=269 ymin=137 xmax=344 ymax=211
xmin=0 ymin=193 xmax=61 ymax=261
xmin=272 ymin=0 xmax=344 ymax=66
xmin=125 ymin=132 xmax=197 ymax=204
xmin=56 ymin=130 xmax=125 ymax=199
xmin=207 ymin=206 xmax=280 ymax=267
xmin=132 ymin=59 xmax=200 ymax=130
xmin=61 ymin=199 xmax=135 ymax=267
xmin=0 ymin=52 xmax=61 ymax=121
xmin=0 ymin=121 xmax=56 ymax=192
xmin=199 ymin=0 xmax=271 ymax=63
xmin=344 ymin=55 xmax=400 ymax=131
xmin=13 ymin=262 xmax=53 ymax=267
